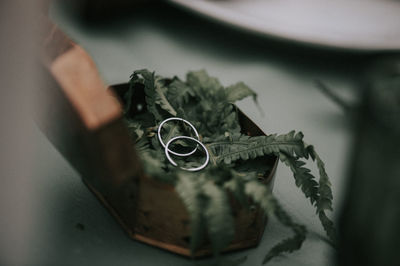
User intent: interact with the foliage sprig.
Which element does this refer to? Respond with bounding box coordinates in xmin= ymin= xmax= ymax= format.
xmin=122 ymin=69 xmax=336 ymax=264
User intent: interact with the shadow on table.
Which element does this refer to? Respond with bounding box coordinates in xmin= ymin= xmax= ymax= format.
xmin=56 ymin=0 xmax=393 ymax=83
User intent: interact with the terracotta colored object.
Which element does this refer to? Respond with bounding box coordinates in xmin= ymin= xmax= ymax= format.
xmin=36 ymin=20 xmax=278 ymax=257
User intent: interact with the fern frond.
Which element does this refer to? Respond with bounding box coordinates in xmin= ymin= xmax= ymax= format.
xmin=135 ymin=137 xmax=150 ymax=152
xmin=124 ymin=119 xmax=144 ymax=140
xmin=154 ymin=76 xmax=177 ymax=117
xmin=186 ymin=70 xmax=223 ymax=95
xmin=244 ymin=180 xmax=275 ymax=212
xmin=223 ymin=170 xmax=253 ymax=208
xmin=175 ymin=173 xmax=207 ymax=253
xmin=206 ymin=131 xmax=336 ymax=245
xmin=134 ymin=70 xmax=163 ymax=121
xmin=262 ymin=201 xmax=307 ymax=264
xmin=202 ymin=180 xmax=235 ymax=255
xmin=306 ymin=144 xmax=336 ymax=243
xmin=278 ymin=153 xmax=319 ymax=205
xmin=244 ymin=180 xmax=307 ymax=264
xmin=306 ymin=145 xmax=333 ymax=212
xmin=167 ymin=78 xmax=195 ymax=107
xmin=126 ymin=69 xmax=336 ymax=264
xmin=282 ymin=144 xmax=336 ymax=244
xmin=225 ymin=81 xmax=257 ymax=103
xmin=131 ymin=69 xmax=177 ymax=122
xmin=206 ymin=131 xmax=306 ymax=165
xmin=318 ymin=211 xmax=336 ymax=245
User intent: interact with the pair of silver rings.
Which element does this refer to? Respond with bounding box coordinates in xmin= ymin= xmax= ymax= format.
xmin=157 ymin=117 xmax=209 ymax=172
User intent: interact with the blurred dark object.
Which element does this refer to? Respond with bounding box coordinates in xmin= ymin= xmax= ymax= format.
xmin=338 ymin=56 xmax=400 ymax=266
xmin=63 ymin=0 xmax=152 ymax=22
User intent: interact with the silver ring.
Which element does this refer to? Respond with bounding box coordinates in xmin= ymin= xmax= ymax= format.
xmin=165 ymin=136 xmax=209 ymax=172
xmin=157 ymin=117 xmax=199 ymax=157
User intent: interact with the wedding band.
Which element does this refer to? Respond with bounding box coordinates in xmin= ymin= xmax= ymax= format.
xmin=165 ymin=136 xmax=209 ymax=172
xmin=157 ymin=117 xmax=199 ymax=157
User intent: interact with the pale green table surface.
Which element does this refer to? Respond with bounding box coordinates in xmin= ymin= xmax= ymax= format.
xmin=29 ymin=2 xmax=367 ymax=265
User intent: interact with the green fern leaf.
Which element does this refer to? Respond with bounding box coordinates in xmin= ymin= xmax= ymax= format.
xmin=124 ymin=119 xmax=144 ymax=140
xmin=281 ymin=144 xmax=336 ymax=244
xmin=207 ymin=131 xmax=335 ymax=245
xmin=306 ymin=145 xmax=336 ymax=243
xmin=244 ymin=180 xmax=275 ymax=213
xmin=175 ymin=173 xmax=207 ymax=253
xmin=130 ymin=69 xmax=177 ymax=122
xmin=225 ymin=81 xmax=257 ymax=103
xmin=125 ymin=69 xmax=336 ymax=264
xmin=262 ymin=201 xmax=307 ymax=264
xmin=153 ymin=76 xmax=177 ymax=117
xmin=167 ymin=78 xmax=195 ymax=107
xmin=244 ymin=180 xmax=307 ymax=264
xmin=202 ymin=180 xmax=235 ymax=255
xmin=278 ymin=153 xmax=319 ymax=205
xmin=134 ymin=137 xmax=149 ymax=152
xmin=186 ymin=70 xmax=223 ymax=95
xmin=223 ymin=170 xmax=252 ymax=208
xmin=131 ymin=69 xmax=162 ymax=121
xmin=206 ymin=131 xmax=307 ymax=165
xmin=306 ymin=145 xmax=333 ymax=212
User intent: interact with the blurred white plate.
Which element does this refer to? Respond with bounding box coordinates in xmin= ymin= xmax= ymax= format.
xmin=170 ymin=0 xmax=400 ymax=51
